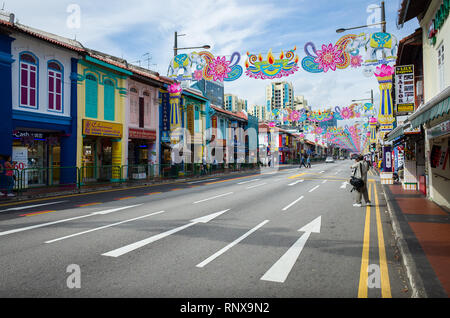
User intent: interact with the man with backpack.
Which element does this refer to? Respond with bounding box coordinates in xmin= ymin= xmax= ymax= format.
xmin=350 ymin=155 xmax=371 ymax=207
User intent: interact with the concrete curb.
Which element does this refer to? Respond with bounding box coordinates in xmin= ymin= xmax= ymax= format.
xmin=381 ymin=184 xmax=427 ymax=298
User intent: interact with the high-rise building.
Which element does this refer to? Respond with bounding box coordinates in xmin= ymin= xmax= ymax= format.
xmin=293 ymin=95 xmax=308 ymax=111
xmin=249 ymin=105 xmax=266 ymax=122
xmin=224 ymin=94 xmax=248 ymax=112
xmin=265 ymin=81 xmax=294 ymax=114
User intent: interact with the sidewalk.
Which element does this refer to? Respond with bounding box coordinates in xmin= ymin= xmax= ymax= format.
xmin=382 ymin=183 xmax=450 ymax=298
xmin=0 ymin=164 xmax=302 ymax=203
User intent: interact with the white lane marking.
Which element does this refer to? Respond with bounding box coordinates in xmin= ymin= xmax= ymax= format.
xmin=340 ymin=181 xmax=348 ymax=189
xmin=282 ymin=196 xmax=304 ymax=211
xmin=309 ymin=185 xmax=320 ymax=192
xmin=246 ymin=183 xmax=267 ymax=189
xmin=187 ymin=178 xmax=218 ymax=184
xmin=193 ymin=192 xmax=233 ymax=204
xmin=261 ymin=216 xmax=321 ymax=283
xmin=319 ymin=171 xmax=325 ymax=174
xmin=237 ymin=178 xmax=261 ymax=185
xmin=0 ymin=201 xmax=68 ymax=213
xmin=0 ymin=205 xmax=142 ymax=237
xmin=196 ymin=220 xmax=269 ymax=268
xmin=322 ymin=180 xmax=327 ymax=184
xmin=45 ymin=210 xmax=165 ymax=244
xmin=102 ymin=209 xmax=230 ymax=257
xmin=288 ymin=180 xmax=304 ymax=186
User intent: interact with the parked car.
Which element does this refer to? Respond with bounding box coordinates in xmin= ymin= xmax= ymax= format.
xmin=325 ymin=156 xmax=334 ymax=163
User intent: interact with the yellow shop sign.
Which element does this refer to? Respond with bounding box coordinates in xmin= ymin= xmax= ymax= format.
xmin=83 ymin=119 xmax=123 ymax=138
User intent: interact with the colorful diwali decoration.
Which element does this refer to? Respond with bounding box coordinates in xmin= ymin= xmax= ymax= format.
xmin=369 ymin=117 xmax=377 ymax=144
xmin=346 ymin=32 xmax=398 ymax=67
xmin=302 ymin=34 xmax=361 ymax=73
xmin=374 ymin=64 xmax=395 ymax=134
xmin=245 ymin=47 xmax=299 ymax=79
xmin=168 ymin=52 xmax=206 ymax=81
xmin=168 ymin=83 xmax=182 ymax=142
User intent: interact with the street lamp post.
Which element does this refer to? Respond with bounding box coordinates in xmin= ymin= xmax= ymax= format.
xmin=336 ymin=1 xmax=386 ymax=34
xmin=174 ymin=31 xmax=211 ymax=57
xmin=352 ymin=89 xmax=374 ymax=105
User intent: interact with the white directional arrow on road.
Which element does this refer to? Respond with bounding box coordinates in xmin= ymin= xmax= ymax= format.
xmin=340 ymin=181 xmax=349 ymax=189
xmin=261 ymin=216 xmax=322 ymax=283
xmin=102 ymin=209 xmax=230 ymax=257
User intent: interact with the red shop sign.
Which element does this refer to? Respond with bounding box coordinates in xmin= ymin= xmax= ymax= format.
xmin=129 ymin=128 xmax=156 ymax=140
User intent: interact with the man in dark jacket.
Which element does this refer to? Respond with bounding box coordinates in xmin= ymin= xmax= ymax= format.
xmin=351 ymin=155 xmax=371 ymax=207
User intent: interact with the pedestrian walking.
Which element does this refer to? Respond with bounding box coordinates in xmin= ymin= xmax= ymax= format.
xmin=201 ymin=155 xmax=207 ymax=175
xmin=306 ymin=155 xmax=311 ymax=168
xmin=299 ymin=156 xmax=307 ymax=168
xmin=351 ymin=155 xmax=370 ymax=207
xmin=3 ymin=155 xmax=15 ymax=197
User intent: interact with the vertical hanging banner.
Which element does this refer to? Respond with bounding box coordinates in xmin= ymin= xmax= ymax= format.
xmin=168 ymin=83 xmax=182 ymax=144
xmin=160 ymin=89 xmax=170 ymax=143
xmin=395 ymin=65 xmax=415 ymax=114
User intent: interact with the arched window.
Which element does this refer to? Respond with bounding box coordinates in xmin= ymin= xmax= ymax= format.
xmin=104 ymin=79 xmax=115 ymax=121
xmin=130 ymin=87 xmax=138 ymax=94
xmin=143 ymin=91 xmax=150 ymax=96
xmin=48 ymin=61 xmax=63 ymax=112
xmin=19 ymin=52 xmax=38 ymax=108
xmin=85 ymin=73 xmax=98 ymax=118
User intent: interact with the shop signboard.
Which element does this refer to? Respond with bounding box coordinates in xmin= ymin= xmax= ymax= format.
xmin=12 ymin=146 xmax=28 ymax=188
xmin=427 ymin=119 xmax=450 ymax=140
xmin=83 ymin=120 xmax=123 ymax=138
xmin=395 ymin=65 xmax=415 ymax=114
xmin=161 ymin=92 xmax=170 ymax=133
xmin=383 ymin=146 xmax=392 ymax=171
xmin=187 ymin=105 xmax=194 ymax=135
xmin=129 ymin=128 xmax=156 ymax=140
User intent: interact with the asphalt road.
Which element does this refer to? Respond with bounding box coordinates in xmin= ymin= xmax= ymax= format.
xmin=0 ymin=160 xmax=411 ymax=298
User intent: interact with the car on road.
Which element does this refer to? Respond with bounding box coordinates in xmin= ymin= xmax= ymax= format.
xmin=325 ymin=156 xmax=334 ymax=163
xmin=339 ymin=156 xmax=345 ymax=160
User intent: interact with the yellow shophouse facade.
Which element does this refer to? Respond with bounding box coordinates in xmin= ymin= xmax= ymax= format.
xmin=76 ymin=54 xmax=131 ymax=182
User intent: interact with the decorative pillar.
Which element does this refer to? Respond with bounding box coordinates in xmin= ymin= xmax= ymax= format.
xmin=168 ymin=83 xmax=182 ymax=145
xmin=369 ymin=117 xmax=377 ymax=144
xmin=374 ymin=64 xmax=395 ymax=139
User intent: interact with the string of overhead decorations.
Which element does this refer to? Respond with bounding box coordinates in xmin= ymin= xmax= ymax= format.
xmin=166 ymin=31 xmax=398 ymax=153
xmin=167 ymin=32 xmax=397 ymax=82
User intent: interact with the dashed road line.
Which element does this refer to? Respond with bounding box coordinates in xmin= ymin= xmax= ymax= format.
xmin=196 ymin=220 xmax=270 ymax=268
xmin=282 ymin=196 xmax=304 ymax=211
xmin=193 ymin=192 xmax=233 ymax=204
xmin=309 ymin=185 xmax=320 ymax=192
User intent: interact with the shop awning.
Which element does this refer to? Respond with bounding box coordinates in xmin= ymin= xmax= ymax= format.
xmin=386 ymin=124 xmax=405 ymax=142
xmin=409 ymin=87 xmax=450 ymax=129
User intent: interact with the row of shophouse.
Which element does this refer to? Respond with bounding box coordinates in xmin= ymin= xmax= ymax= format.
xmin=0 ymin=13 xmax=262 ymax=188
xmin=383 ymin=0 xmax=450 ymax=209
xmin=258 ymin=123 xmax=334 ymax=165
xmin=0 ymin=11 xmax=345 ymax=190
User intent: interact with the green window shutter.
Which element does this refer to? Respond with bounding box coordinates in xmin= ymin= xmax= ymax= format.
xmin=104 ymin=79 xmax=115 ymax=121
xmin=85 ymin=75 xmax=98 ymax=118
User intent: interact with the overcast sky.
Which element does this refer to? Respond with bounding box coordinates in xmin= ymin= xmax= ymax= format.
xmin=4 ymin=0 xmax=419 ymax=117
